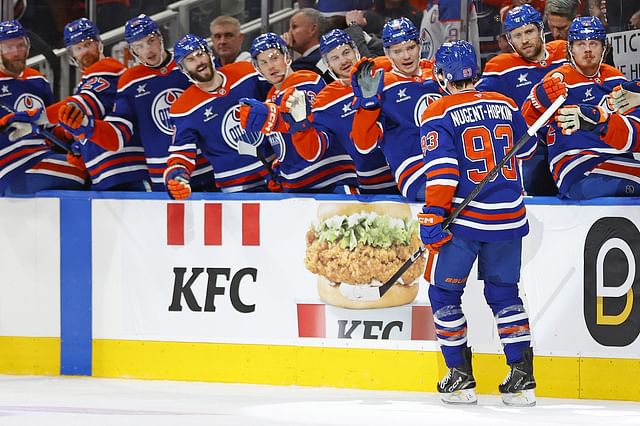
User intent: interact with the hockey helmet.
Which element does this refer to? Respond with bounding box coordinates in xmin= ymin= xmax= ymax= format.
xmin=382 ymin=17 xmax=419 ymax=48
xmin=320 ymin=29 xmax=356 ymax=56
xmin=434 ymin=40 xmax=478 ymax=85
xmin=568 ymin=16 xmax=607 ymax=43
xmin=0 ymin=19 xmax=26 ymax=42
xmin=125 ymin=14 xmax=160 ymax=44
xmin=64 ymin=18 xmax=100 ymax=47
xmin=173 ymin=33 xmax=211 ymax=65
xmin=250 ymin=32 xmax=288 ymax=59
xmin=503 ymin=4 xmax=543 ymax=33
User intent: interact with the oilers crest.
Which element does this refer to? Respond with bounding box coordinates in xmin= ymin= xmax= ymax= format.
xmin=221 ymin=104 xmax=264 ymax=151
xmin=152 ymin=88 xmax=183 ymax=135
xmin=14 ymin=93 xmax=45 ymax=112
xmin=414 ymin=92 xmax=442 ymax=127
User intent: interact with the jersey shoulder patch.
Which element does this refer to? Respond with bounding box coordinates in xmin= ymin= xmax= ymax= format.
xmin=84 ymin=57 xmax=126 ymax=76
xmin=313 ymin=82 xmax=351 ymax=109
xmin=170 ymin=85 xmax=210 ymax=115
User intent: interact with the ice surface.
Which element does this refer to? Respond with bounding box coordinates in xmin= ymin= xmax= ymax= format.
xmin=1 ymin=375 xmax=639 ymax=426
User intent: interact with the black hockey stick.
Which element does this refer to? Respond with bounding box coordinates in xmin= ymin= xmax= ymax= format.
xmin=377 ymin=95 xmax=567 ymax=298
xmin=0 ymin=102 xmax=74 ymax=154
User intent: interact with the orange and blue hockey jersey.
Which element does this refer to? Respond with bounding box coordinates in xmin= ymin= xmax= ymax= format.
xmin=266 ymin=70 xmax=357 ymax=192
xmin=0 ymin=68 xmax=86 ymax=193
xmin=522 ymin=63 xmax=628 ymax=196
xmin=600 ymin=108 xmax=640 ymax=152
xmin=48 ymin=57 xmax=150 ymax=190
xmin=476 ymin=40 xmax=567 ymax=106
xmin=88 ymin=55 xmax=213 ymax=191
xmin=168 ymin=62 xmax=273 ymax=192
xmin=351 ymin=60 xmax=443 ymax=200
xmin=421 ymin=90 xmax=535 ymax=241
xmin=290 ymin=80 xmax=394 ymax=192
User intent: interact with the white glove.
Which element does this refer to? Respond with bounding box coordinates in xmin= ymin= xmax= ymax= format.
xmin=555 ymin=105 xmax=608 ymax=135
xmin=284 ymin=89 xmax=308 ymax=122
xmin=610 ymin=82 xmax=640 ymax=114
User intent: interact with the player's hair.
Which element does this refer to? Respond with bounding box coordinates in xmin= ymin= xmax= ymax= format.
xmin=451 ymin=78 xmax=477 ymax=90
xmin=544 ymin=0 xmax=579 ymax=20
xmin=294 ymin=8 xmax=328 ymax=37
xmin=210 ymin=15 xmax=242 ymax=34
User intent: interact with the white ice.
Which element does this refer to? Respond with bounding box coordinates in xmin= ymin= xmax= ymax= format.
xmin=1 ymin=375 xmax=640 ymax=426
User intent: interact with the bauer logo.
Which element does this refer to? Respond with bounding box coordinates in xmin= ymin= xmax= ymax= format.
xmin=221 ymin=105 xmax=264 ymax=151
xmin=152 ymin=88 xmax=183 ymax=135
xmin=583 ymin=217 xmax=640 ymax=346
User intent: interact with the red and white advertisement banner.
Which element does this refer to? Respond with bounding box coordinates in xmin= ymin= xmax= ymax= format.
xmin=0 ymin=198 xmax=60 ymax=337
xmin=92 ymin=198 xmax=640 ymax=358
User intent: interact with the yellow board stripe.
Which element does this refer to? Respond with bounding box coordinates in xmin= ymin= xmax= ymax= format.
xmin=93 ymin=339 xmax=640 ymax=401
xmin=0 ymin=336 xmax=60 ymax=375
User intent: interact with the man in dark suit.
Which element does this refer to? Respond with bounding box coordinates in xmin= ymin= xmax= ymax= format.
xmin=283 ymin=8 xmax=333 ymax=82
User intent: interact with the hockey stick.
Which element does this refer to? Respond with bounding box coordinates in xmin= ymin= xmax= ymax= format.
xmin=376 ymin=95 xmax=568 ymax=298
xmin=236 ymin=130 xmax=282 ymax=191
xmin=0 ymin=102 xmax=73 ymax=154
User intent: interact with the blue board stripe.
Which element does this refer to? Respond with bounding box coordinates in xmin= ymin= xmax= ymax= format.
xmin=60 ymin=197 xmax=92 ymax=375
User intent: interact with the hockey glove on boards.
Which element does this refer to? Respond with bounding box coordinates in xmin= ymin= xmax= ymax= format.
xmin=529 ymin=73 xmax=567 ymax=112
xmin=555 ymin=104 xmax=609 ymax=135
xmin=239 ymin=98 xmax=281 ymax=134
xmin=164 ymin=165 xmax=192 ymax=200
xmin=0 ymin=107 xmax=48 ymax=142
xmin=610 ymin=80 xmax=640 ymax=114
xmin=280 ymin=88 xmax=313 ymax=133
xmin=351 ymin=57 xmax=384 ymax=110
xmin=58 ymin=102 xmax=95 ymax=140
xmin=418 ymin=206 xmax=453 ymax=254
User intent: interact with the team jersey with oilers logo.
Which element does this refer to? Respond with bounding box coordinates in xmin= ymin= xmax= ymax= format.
xmin=168 ymin=62 xmax=273 ymax=192
xmin=351 ymin=61 xmax=443 ymax=200
xmin=0 ymin=68 xmax=62 ymax=193
xmin=50 ymin=57 xmax=150 ymax=190
xmin=522 ymin=63 xmax=628 ymax=196
xmin=476 ymin=40 xmax=567 ymax=107
xmin=266 ymin=70 xmax=357 ymax=192
xmin=94 ymin=56 xmax=213 ymax=190
xmin=294 ymin=80 xmax=396 ymax=192
xmin=421 ymin=90 xmax=534 ymax=241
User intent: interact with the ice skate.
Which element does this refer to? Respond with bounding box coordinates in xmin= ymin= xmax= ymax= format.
xmin=500 ymin=347 xmax=536 ymax=407
xmin=437 ymin=347 xmax=477 ymax=405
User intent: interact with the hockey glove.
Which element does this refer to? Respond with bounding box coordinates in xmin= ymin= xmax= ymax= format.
xmin=239 ymin=98 xmax=281 ymax=134
xmin=529 ymin=73 xmax=567 ymax=112
xmin=280 ymin=88 xmax=313 ymax=133
xmin=418 ymin=206 xmax=453 ymax=253
xmin=58 ymin=102 xmax=95 ymax=140
xmin=351 ymin=58 xmax=384 ymax=110
xmin=0 ymin=107 xmax=49 ymax=142
xmin=610 ymin=80 xmax=640 ymax=114
xmin=164 ymin=165 xmax=192 ymax=200
xmin=555 ymin=104 xmax=609 ymax=135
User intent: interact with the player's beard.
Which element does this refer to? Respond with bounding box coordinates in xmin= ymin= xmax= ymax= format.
xmin=78 ymin=51 xmax=100 ymax=69
xmin=1 ymin=54 xmax=26 ymax=76
xmin=190 ymin=60 xmax=214 ymax=82
xmin=516 ymin=39 xmax=543 ymax=62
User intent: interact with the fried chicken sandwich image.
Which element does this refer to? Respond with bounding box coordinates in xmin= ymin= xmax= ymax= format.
xmin=304 ymin=202 xmax=426 ymax=309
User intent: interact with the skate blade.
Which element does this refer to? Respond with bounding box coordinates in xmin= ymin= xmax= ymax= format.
xmin=501 ymin=389 xmax=536 ymax=407
xmin=441 ymin=388 xmax=478 ymax=405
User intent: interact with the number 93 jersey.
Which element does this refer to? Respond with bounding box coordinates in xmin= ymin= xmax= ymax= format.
xmin=420 ymin=90 xmax=535 ymax=242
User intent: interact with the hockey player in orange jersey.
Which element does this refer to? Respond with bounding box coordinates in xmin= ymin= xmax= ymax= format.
xmin=238 ymin=32 xmax=358 ymax=193
xmin=281 ymin=29 xmax=397 ymax=194
xmin=523 ymin=17 xmax=635 ymax=199
xmin=349 ymin=17 xmax=442 ymax=201
xmin=476 ymin=4 xmax=567 ymax=195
